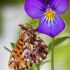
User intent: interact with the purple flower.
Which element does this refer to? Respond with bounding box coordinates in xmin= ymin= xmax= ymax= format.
xmin=24 ymin=0 xmax=68 ymax=37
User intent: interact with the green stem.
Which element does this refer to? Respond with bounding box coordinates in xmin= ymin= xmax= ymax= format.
xmin=51 ymin=37 xmax=55 ymax=70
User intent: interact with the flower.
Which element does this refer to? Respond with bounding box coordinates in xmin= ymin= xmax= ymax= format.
xmin=24 ymin=0 xmax=68 ymax=37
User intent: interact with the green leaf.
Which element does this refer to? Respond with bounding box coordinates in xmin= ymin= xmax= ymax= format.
xmin=28 ymin=65 xmax=35 ymax=70
xmin=30 ymin=60 xmax=50 ymax=70
xmin=28 ymin=67 xmax=33 ymax=70
xmin=48 ymin=36 xmax=70 ymax=51
xmin=28 ymin=63 xmax=40 ymax=70
xmin=41 ymin=60 xmax=51 ymax=66
xmin=28 ymin=60 xmax=50 ymax=70
xmin=10 ymin=42 xmax=15 ymax=49
xmin=35 ymin=63 xmax=41 ymax=70
xmin=4 ymin=46 xmax=11 ymax=53
xmin=32 ymin=64 xmax=40 ymax=70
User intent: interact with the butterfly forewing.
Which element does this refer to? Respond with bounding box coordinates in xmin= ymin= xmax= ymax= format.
xmin=8 ymin=33 xmax=25 ymax=69
xmin=8 ymin=24 xmax=48 ymax=70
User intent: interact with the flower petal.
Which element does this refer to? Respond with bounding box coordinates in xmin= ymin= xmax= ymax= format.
xmin=48 ymin=0 xmax=68 ymax=14
xmin=36 ymin=14 xmax=65 ymax=37
xmin=24 ymin=0 xmax=47 ymax=18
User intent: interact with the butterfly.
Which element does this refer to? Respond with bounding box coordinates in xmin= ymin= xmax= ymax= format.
xmin=8 ymin=24 xmax=48 ymax=70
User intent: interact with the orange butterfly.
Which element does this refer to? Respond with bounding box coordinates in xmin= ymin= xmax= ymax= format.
xmin=8 ymin=24 xmax=48 ymax=70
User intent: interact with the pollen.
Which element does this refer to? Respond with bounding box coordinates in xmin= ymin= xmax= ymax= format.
xmin=45 ymin=9 xmax=55 ymax=20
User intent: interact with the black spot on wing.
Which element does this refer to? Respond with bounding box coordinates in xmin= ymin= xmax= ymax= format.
xmin=13 ymin=50 xmax=17 ymax=53
xmin=18 ymin=43 xmax=23 ymax=46
xmin=16 ymin=46 xmax=20 ymax=50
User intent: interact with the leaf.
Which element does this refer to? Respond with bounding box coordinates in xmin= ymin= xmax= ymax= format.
xmin=28 ymin=60 xmax=50 ymax=70
xmin=40 ymin=60 xmax=51 ymax=66
xmin=28 ymin=63 xmax=41 ymax=70
xmin=48 ymin=36 xmax=70 ymax=51
xmin=35 ymin=63 xmax=41 ymax=70
xmin=28 ymin=67 xmax=33 ymax=70
xmin=33 ymin=64 xmax=40 ymax=70
xmin=10 ymin=42 xmax=15 ymax=49
xmin=28 ymin=64 xmax=35 ymax=70
xmin=4 ymin=46 xmax=11 ymax=53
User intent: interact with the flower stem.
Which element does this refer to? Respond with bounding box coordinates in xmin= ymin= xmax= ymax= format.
xmin=51 ymin=37 xmax=55 ymax=70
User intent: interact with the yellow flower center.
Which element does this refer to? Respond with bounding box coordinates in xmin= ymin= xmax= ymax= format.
xmin=45 ymin=9 xmax=55 ymax=20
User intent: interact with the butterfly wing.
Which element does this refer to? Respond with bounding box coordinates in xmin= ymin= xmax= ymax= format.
xmin=8 ymin=25 xmax=48 ymax=70
xmin=21 ymin=30 xmax=48 ymax=69
xmin=8 ymin=32 xmax=26 ymax=70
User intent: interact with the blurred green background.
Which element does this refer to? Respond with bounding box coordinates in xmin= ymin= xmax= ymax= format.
xmin=0 ymin=0 xmax=70 ymax=70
